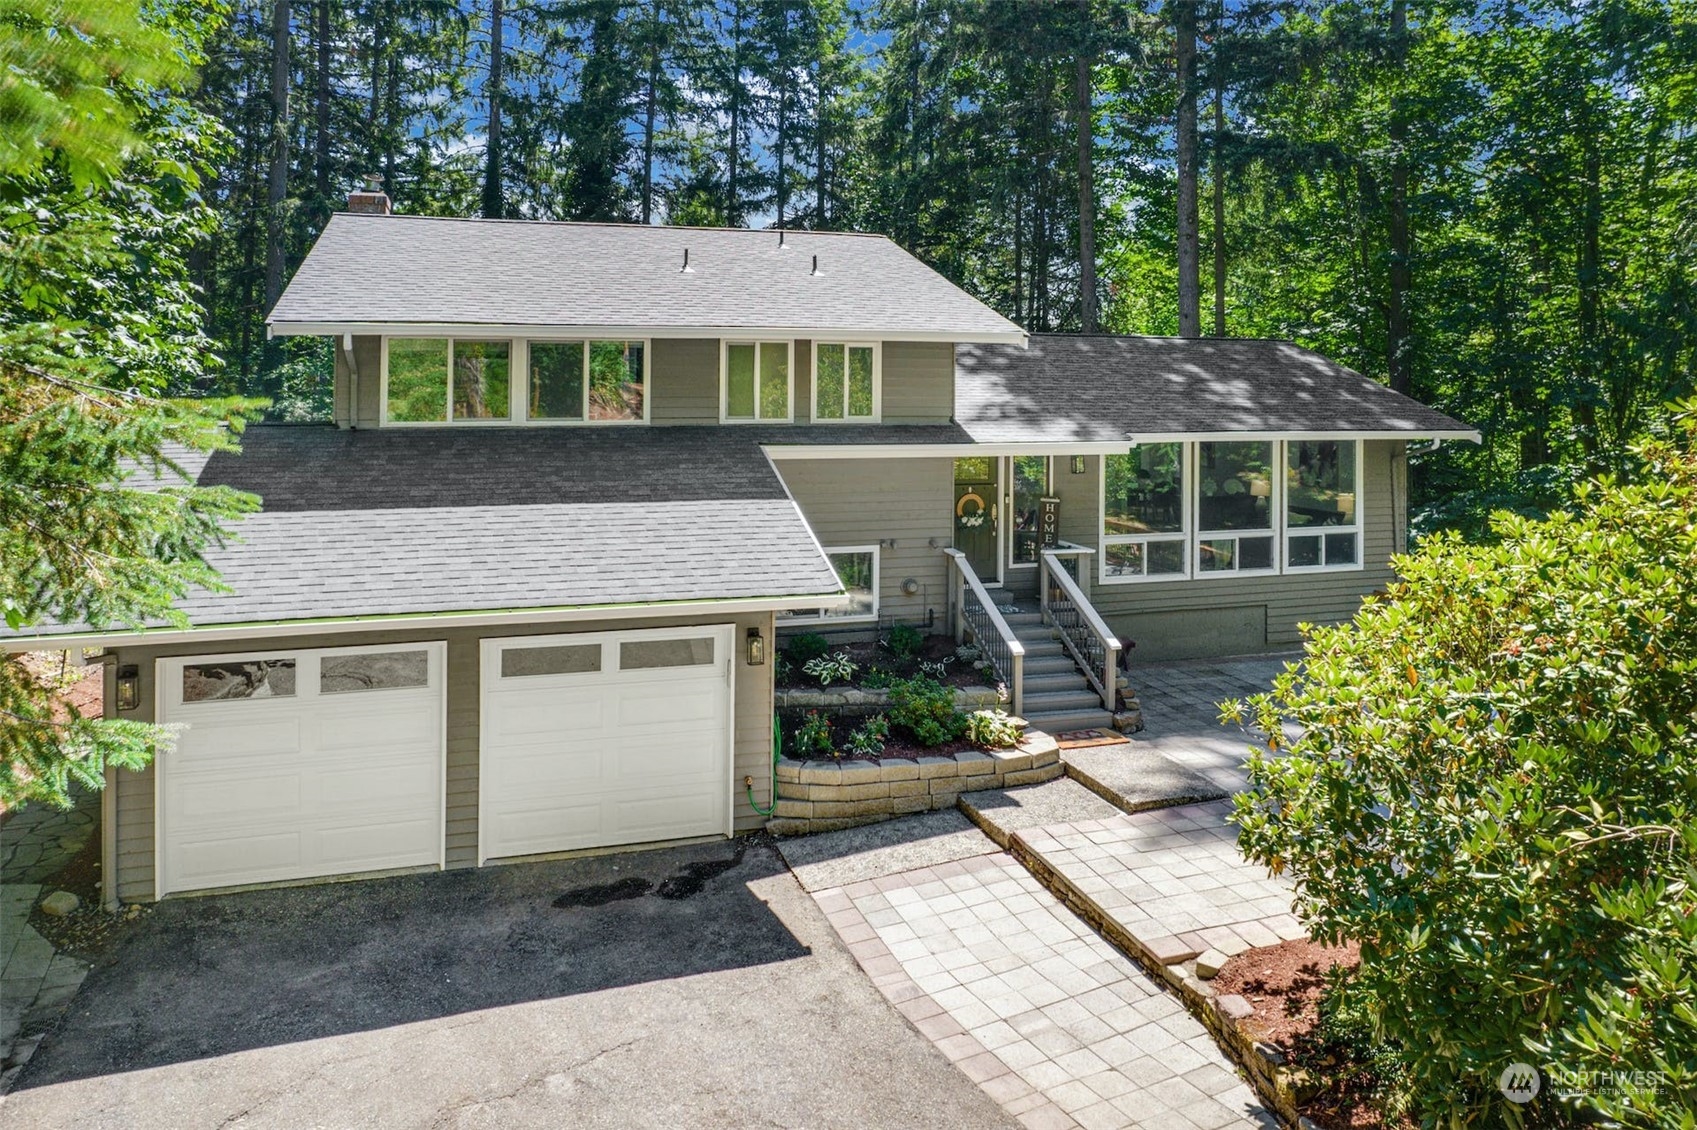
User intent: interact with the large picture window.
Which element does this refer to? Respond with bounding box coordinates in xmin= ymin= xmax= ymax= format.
xmin=813 ymin=343 xmax=878 ymax=421
xmin=1195 ymin=441 xmax=1276 ymax=574
xmin=383 ymin=337 xmax=646 ymax=424
xmin=723 ymin=341 xmax=792 ymax=422
xmin=1286 ymin=440 xmax=1361 ymax=569
xmin=778 ymin=547 xmax=879 ymax=624
xmin=1101 ymin=444 xmax=1188 ymax=580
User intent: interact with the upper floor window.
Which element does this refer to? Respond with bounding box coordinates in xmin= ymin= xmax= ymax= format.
xmin=814 ymin=342 xmax=879 ymax=422
xmin=1286 ymin=440 xmax=1360 ymax=569
xmin=723 ymin=341 xmax=791 ymax=422
xmin=381 ymin=337 xmax=646 ymax=425
xmin=1101 ymin=444 xmax=1188 ymax=581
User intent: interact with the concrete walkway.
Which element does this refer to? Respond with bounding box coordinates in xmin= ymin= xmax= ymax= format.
xmin=818 ymin=855 xmax=1275 ymax=1130
xmin=1123 ymin=654 xmax=1297 ymax=796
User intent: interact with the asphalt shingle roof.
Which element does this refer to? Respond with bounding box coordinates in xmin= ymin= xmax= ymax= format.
xmin=5 ymin=427 xmax=842 ymax=641
xmin=268 ymin=214 xmax=1026 ymax=341
xmin=955 ymin=335 xmax=1476 ymax=442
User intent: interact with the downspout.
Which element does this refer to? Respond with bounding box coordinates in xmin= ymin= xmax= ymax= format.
xmin=99 ymin=653 xmax=119 ymax=910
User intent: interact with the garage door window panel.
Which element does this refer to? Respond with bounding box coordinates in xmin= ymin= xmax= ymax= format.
xmin=500 ymin=643 xmax=602 ymax=678
xmin=320 ymin=650 xmax=430 ymax=694
xmin=620 ymin=637 xmax=716 ymax=670
xmin=182 ymin=659 xmax=297 ymax=702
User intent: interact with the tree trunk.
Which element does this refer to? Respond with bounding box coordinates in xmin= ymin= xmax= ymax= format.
xmin=314 ymin=0 xmax=329 ymax=200
xmin=816 ymin=56 xmax=828 ymax=226
xmin=481 ymin=0 xmax=505 ymax=220
xmin=642 ymin=4 xmax=660 ymax=225
xmin=1385 ymin=0 xmax=1412 ymax=394
xmin=1174 ymin=0 xmax=1200 ymax=338
xmin=1075 ymin=19 xmax=1097 ymax=334
xmin=1211 ymin=0 xmax=1226 ymax=336
xmin=727 ymin=0 xmax=744 ymax=224
xmin=264 ymin=0 xmax=290 ymax=312
xmin=366 ymin=6 xmax=385 ymax=175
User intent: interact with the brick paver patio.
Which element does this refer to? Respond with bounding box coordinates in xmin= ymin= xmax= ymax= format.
xmin=1124 ymin=655 xmax=1296 ymax=797
xmin=818 ymin=854 xmax=1276 ymax=1130
xmin=1013 ymin=799 xmax=1301 ymax=967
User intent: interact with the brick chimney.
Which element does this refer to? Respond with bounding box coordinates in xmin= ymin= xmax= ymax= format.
xmin=347 ymin=177 xmax=391 ymax=215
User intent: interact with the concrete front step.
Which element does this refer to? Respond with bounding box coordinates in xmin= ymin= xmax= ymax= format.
xmin=1022 ymin=688 xmax=1103 ymax=713
xmin=1022 ymin=671 xmax=1091 ymax=694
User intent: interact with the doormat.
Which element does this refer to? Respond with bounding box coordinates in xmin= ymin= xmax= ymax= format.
xmin=1053 ymin=728 xmax=1126 ymax=750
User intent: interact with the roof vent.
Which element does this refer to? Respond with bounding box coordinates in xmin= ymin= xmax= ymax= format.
xmin=810 ymin=254 xmax=822 ymax=277
xmin=347 ymin=176 xmax=391 ymax=215
xmin=681 ymin=247 xmax=694 ymax=273
xmin=777 ymin=229 xmax=788 ymax=250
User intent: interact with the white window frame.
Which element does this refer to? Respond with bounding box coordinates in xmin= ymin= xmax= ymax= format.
xmin=1192 ymin=439 xmax=1282 ymax=579
xmin=1099 ymin=444 xmax=1194 ymax=585
xmin=778 ymin=545 xmax=880 ymax=625
xmin=811 ymin=341 xmax=882 ymax=423
xmin=720 ymin=339 xmax=795 ymax=423
xmin=517 ymin=337 xmax=652 ymax=426
xmin=1283 ymin=438 xmax=1365 ymax=574
xmin=1097 ymin=438 xmax=1368 ymax=585
xmin=379 ymin=336 xmax=651 ymax=427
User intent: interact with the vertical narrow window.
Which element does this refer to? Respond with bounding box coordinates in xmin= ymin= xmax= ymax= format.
xmin=723 ymin=341 xmax=790 ymax=421
xmin=1286 ymin=440 xmax=1361 ymax=569
xmin=1194 ymin=440 xmax=1276 ymax=573
xmin=587 ymin=340 xmax=644 ymax=421
xmin=813 ymin=343 xmax=878 ymax=421
xmin=452 ymin=340 xmax=511 ymax=420
xmin=385 ymin=338 xmax=449 ymax=422
xmin=528 ymin=341 xmax=585 ymax=420
xmin=1101 ymin=444 xmax=1188 ymax=582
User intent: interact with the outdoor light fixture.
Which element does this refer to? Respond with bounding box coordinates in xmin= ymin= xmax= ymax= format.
xmin=115 ymin=665 xmax=140 ymax=712
xmin=746 ymin=627 xmax=767 ymax=666
xmin=1071 ymin=456 xmax=1087 ymax=474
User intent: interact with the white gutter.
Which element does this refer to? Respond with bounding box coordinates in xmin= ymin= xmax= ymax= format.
xmin=764 ymin=441 xmax=1134 ymax=459
xmin=268 ymin=321 xmax=1028 ymax=347
xmin=1 ymin=592 xmax=849 ymax=653
xmin=1123 ymin=428 xmax=1482 ymax=444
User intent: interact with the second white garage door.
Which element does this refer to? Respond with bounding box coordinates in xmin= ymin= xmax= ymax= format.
xmin=479 ymin=625 xmax=734 ymax=862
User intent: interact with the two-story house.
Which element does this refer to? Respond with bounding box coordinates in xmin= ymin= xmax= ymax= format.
xmin=3 ymin=194 xmax=1473 ymax=903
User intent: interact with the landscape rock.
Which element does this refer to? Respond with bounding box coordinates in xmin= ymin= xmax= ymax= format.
xmin=1195 ymin=948 xmax=1229 ymax=978
xmin=39 ymin=891 xmax=79 ymax=917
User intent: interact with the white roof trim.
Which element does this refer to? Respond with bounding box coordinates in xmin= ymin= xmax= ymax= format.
xmin=764 ymin=441 xmax=1135 ymax=459
xmin=2 ymin=592 xmax=848 ymax=653
xmin=268 ymin=321 xmax=1029 ymax=347
xmin=1123 ymin=429 xmax=1482 ymax=444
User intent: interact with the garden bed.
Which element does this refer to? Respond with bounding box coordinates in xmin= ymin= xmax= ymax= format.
xmin=1214 ymin=940 xmax=1412 ymax=1130
xmin=775 ymin=631 xmax=1001 ymax=694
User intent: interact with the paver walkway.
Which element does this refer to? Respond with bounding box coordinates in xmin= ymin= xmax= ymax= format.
xmin=1013 ymin=800 xmax=1302 ymax=968
xmin=818 ymin=854 xmax=1276 ymax=1130
xmin=1124 ymin=655 xmax=1296 ymax=796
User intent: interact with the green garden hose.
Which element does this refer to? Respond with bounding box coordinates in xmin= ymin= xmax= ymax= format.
xmin=745 ymin=713 xmax=781 ymax=817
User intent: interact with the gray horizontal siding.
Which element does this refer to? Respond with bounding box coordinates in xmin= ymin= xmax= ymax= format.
xmin=881 ymin=341 xmax=954 ymax=423
xmin=649 ymin=338 xmax=718 ymax=423
xmin=109 ymin=610 xmax=773 ymax=903
xmin=777 ymin=456 xmax=954 ymax=634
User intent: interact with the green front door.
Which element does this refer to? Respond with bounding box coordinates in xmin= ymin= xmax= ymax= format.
xmin=953 ymin=458 xmax=998 ymax=579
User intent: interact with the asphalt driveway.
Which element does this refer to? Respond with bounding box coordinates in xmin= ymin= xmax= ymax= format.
xmin=2 ymin=836 xmax=1016 ymax=1129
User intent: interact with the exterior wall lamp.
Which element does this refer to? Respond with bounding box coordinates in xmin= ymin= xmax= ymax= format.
xmin=745 ymin=627 xmax=766 ymax=666
xmin=1070 ymin=456 xmax=1087 ymax=475
xmin=115 ymin=664 xmax=140 ymax=711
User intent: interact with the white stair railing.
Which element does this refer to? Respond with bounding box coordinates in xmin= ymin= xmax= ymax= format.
xmin=1039 ymin=546 xmax=1121 ymax=712
xmin=944 ymin=548 xmax=1025 ymax=717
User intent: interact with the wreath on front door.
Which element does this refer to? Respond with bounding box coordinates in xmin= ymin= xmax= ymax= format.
xmin=956 ymin=492 xmax=988 ymax=528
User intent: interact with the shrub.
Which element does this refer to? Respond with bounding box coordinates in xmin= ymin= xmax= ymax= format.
xmin=1228 ymin=405 xmax=1697 ymax=1128
xmin=792 ymin=710 xmax=834 ymax=757
xmin=885 ymin=623 xmax=923 ymax=661
xmin=843 ymin=714 xmax=889 ymax=758
xmin=966 ymin=709 xmax=1024 ymax=749
xmin=888 ymin=676 xmax=966 ymax=747
xmin=803 ymin=650 xmax=857 ymax=687
xmin=783 ymin=632 xmax=829 ymax=666
xmin=860 ymin=665 xmax=895 ymax=689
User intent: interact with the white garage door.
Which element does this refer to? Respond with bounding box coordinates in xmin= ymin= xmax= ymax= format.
xmin=479 ymin=625 xmax=734 ymax=862
xmin=156 ymin=643 xmax=446 ymax=897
